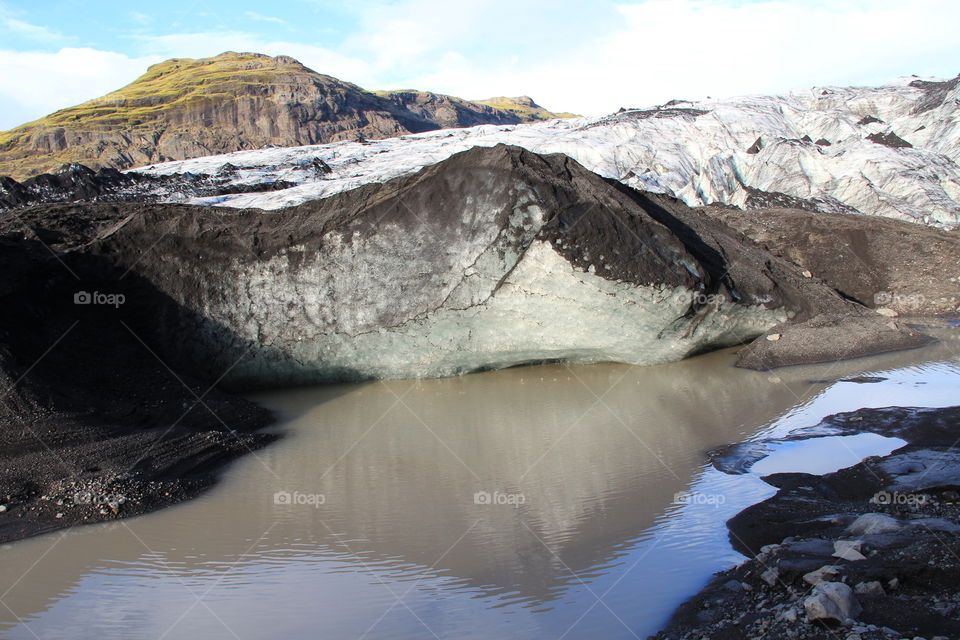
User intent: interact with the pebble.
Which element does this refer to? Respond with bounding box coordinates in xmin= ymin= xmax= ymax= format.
xmin=833 ymin=540 xmax=867 ymax=561
xmin=846 ymin=512 xmax=902 ymax=535
xmin=761 ymin=566 xmax=780 ymax=586
xmin=780 ymin=608 xmax=798 ymax=623
xmin=854 ymin=581 xmax=886 ymax=596
xmin=766 ymin=333 xmax=782 ymax=341
xmin=804 ymin=565 xmax=842 ymax=585
xmin=0 ymin=505 xmax=7 ymax=513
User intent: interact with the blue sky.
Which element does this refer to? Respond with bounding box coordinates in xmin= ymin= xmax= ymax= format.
xmin=1 ymin=0 xmax=959 ymax=130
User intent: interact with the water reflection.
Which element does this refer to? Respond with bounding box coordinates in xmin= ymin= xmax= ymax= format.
xmin=0 ymin=332 xmax=958 ymax=640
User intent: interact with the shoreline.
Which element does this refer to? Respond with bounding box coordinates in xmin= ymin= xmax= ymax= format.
xmin=651 ymin=402 xmax=960 ymax=640
xmin=0 ymin=384 xmax=277 ymax=546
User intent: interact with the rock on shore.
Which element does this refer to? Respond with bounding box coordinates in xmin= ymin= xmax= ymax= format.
xmin=652 ymin=404 xmax=960 ymax=640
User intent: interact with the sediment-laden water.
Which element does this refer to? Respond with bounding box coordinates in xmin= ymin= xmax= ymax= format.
xmin=1 ymin=331 xmax=958 ymax=640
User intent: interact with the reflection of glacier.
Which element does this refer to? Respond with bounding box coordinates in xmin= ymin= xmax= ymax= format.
xmin=0 ymin=341 xmax=957 ymax=640
xmin=138 ymin=76 xmax=960 ymax=226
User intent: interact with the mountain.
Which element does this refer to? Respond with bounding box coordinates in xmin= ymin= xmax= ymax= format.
xmin=92 ymin=73 xmax=956 ymax=228
xmin=0 ymin=52 xmax=575 ymax=180
xmin=374 ymin=91 xmax=576 ymax=129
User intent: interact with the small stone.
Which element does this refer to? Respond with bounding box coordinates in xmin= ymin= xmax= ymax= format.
xmin=847 ymin=513 xmax=902 ymax=536
xmin=721 ymin=579 xmax=743 ymax=593
xmin=0 ymin=505 xmax=7 ymax=513
xmin=888 ymin=577 xmax=900 ymax=590
xmin=781 ymin=608 xmax=798 ymax=623
xmin=854 ymin=581 xmax=885 ymax=596
xmin=766 ymin=333 xmax=782 ymax=341
xmin=801 ymin=270 xmax=813 ymax=278
xmin=804 ymin=565 xmax=842 ymax=585
xmin=54 ymin=512 xmax=63 ymax=519
xmin=876 ymin=307 xmax=898 ymax=317
xmin=833 ymin=540 xmax=867 ymax=561
xmin=804 ymin=582 xmax=862 ymax=625
xmin=761 ymin=566 xmax=780 ymax=586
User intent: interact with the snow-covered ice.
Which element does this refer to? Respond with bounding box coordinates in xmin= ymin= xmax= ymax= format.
xmin=134 ymin=76 xmax=960 ymax=227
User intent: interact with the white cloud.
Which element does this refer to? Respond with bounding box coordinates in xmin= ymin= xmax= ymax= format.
xmin=129 ymin=12 xmax=152 ymax=26
xmin=129 ymin=32 xmax=374 ymax=83
xmin=2 ymin=16 xmax=63 ymax=41
xmin=0 ymin=48 xmax=161 ymax=130
xmin=0 ymin=1 xmax=66 ymax=43
xmin=244 ymin=11 xmax=287 ymax=26
xmin=2 ymin=0 xmax=958 ymax=130
xmin=349 ymin=0 xmax=960 ymax=115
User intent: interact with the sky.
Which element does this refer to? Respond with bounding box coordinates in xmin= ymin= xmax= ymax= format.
xmin=1 ymin=0 xmax=959 ymax=130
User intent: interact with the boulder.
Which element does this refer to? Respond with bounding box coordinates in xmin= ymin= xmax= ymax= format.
xmin=803 ymin=565 xmax=842 ymax=586
xmin=804 ymin=582 xmax=862 ymax=625
xmin=846 ymin=513 xmax=902 ymax=536
xmin=854 ymin=581 xmax=885 ymax=596
xmin=833 ymin=540 xmax=867 ymax=562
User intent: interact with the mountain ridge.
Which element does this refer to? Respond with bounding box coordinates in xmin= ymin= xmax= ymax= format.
xmin=0 ymin=52 xmax=576 ymax=180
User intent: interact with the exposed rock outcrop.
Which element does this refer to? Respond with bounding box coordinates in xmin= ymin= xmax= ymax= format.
xmin=652 ymin=403 xmax=960 ymax=640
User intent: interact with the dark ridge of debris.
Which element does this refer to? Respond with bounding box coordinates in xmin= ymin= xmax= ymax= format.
xmin=0 ymin=163 xmax=299 ymax=211
xmin=741 ymin=186 xmax=861 ymax=215
xmin=909 ymin=74 xmax=960 ymax=114
xmin=866 ymin=132 xmax=913 ymax=149
xmin=589 ymin=107 xmax=708 ymax=129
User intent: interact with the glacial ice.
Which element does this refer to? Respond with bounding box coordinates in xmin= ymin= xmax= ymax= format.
xmin=211 ymin=240 xmax=786 ymax=386
xmin=135 ymin=76 xmax=960 ymax=226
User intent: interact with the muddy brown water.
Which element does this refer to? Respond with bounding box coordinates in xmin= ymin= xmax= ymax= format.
xmin=1 ymin=331 xmax=958 ymax=640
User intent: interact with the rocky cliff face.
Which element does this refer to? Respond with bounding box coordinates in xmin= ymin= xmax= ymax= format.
xmin=0 ymin=52 xmax=574 ymax=180
xmin=375 ymin=92 xmax=574 ymax=129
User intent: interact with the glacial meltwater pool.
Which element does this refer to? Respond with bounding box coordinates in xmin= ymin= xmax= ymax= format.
xmin=1 ymin=330 xmax=958 ymax=640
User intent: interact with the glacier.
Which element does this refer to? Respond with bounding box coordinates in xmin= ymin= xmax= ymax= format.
xmin=134 ymin=75 xmax=960 ymax=227
xmin=20 ymin=144 xmax=903 ymax=387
